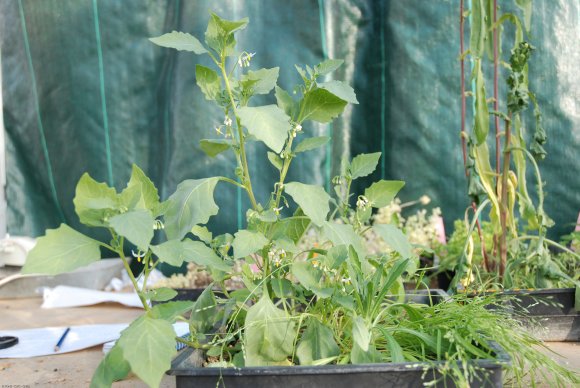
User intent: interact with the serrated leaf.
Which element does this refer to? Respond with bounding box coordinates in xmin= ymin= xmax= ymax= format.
xmin=119 ymin=165 xmax=160 ymax=216
xmin=90 ymin=343 xmax=130 ymax=388
xmin=205 ymin=12 xmax=248 ymax=56
xmin=191 ymin=225 xmax=213 ymax=244
xmin=240 ymin=67 xmax=279 ymax=95
xmin=321 ymin=222 xmax=366 ymax=259
xmin=473 ymin=60 xmax=489 ymax=145
xmin=314 ymin=59 xmax=344 ymax=76
xmin=294 ymin=136 xmax=330 ymax=154
xmin=109 ymin=210 xmax=154 ymax=250
xmin=73 ymin=173 xmax=119 ymax=227
xmin=190 ymin=287 xmax=218 ymax=333
xmin=350 ymin=152 xmax=381 ymax=179
xmin=232 ymin=230 xmax=269 ymax=259
xmin=299 ymin=88 xmax=347 ymax=123
xmin=164 ymin=178 xmax=219 ymax=240
xmin=22 ymin=224 xmax=101 ymax=275
xmin=352 ymin=316 xmax=371 ymax=352
xmin=296 ymin=319 xmax=340 ymax=366
xmin=267 ymin=151 xmax=283 ymax=170
xmin=318 ymin=80 xmax=358 ymax=104
xmin=364 ymin=180 xmax=405 ymax=208
xmin=145 ymin=287 xmax=177 ymax=302
xmin=270 ymin=209 xmax=311 ymax=243
xmin=275 ymin=86 xmax=296 ymax=118
xmin=245 ymin=294 xmax=296 ymax=366
xmin=195 ymin=65 xmax=221 ymax=100
xmin=291 ymin=261 xmax=322 ymax=291
xmin=150 ymin=301 xmax=194 ymax=322
xmin=149 ymin=31 xmax=207 ymax=54
xmin=373 ymin=224 xmax=414 ymax=259
xmin=151 ymin=239 xmax=230 ymax=271
xmin=200 ymin=139 xmax=233 ymax=157
xmin=238 ymin=105 xmax=291 ymax=153
xmin=284 ymin=182 xmax=330 ymax=227
xmin=117 ymin=316 xmax=176 ymax=388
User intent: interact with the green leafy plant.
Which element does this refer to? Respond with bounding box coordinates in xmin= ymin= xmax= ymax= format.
xmin=455 ymin=0 xmax=580 ymax=291
xmin=22 ymin=11 xmax=578 ymax=388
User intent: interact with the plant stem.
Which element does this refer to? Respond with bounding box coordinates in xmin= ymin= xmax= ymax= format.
xmin=498 ymin=118 xmax=512 ymax=280
xmin=272 ymin=136 xmax=296 ymax=211
xmin=219 ymin=58 xmax=259 ymax=210
xmin=493 ymin=0 xmax=500 ymax=178
xmin=118 ymin=241 xmax=150 ymax=311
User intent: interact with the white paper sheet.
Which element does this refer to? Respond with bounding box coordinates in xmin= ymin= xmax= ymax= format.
xmin=0 ymin=323 xmax=128 ymax=358
xmin=0 ymin=322 xmax=190 ymax=358
xmin=42 ymin=285 xmax=143 ymax=309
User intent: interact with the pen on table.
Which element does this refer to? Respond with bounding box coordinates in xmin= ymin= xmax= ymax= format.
xmin=54 ymin=327 xmax=71 ymax=352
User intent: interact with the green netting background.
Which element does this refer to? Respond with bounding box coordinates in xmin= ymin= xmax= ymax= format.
xmin=1 ymin=0 xmax=579 ymax=247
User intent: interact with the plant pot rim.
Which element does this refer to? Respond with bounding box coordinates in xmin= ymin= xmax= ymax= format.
xmin=168 ymin=341 xmax=509 ymax=377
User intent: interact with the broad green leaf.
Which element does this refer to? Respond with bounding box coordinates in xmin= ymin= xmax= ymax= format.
xmin=267 ymin=151 xmax=283 ymax=170
xmin=151 ymin=239 xmax=231 ymax=271
xmin=245 ymin=294 xmax=296 ymax=365
xmin=73 ymin=173 xmax=118 ymax=227
xmin=298 ymin=88 xmax=347 ymax=123
xmin=205 ymin=12 xmax=248 ymax=56
xmin=232 ymin=230 xmax=269 ymax=259
xmin=22 ymin=224 xmax=100 ymax=275
xmin=373 ymin=224 xmax=414 ymax=259
xmin=350 ymin=342 xmax=381 ymax=364
xmin=515 ymin=0 xmax=532 ymax=32
xmin=325 ymin=245 xmax=348 ymax=269
xmin=318 ymin=80 xmax=358 ymax=104
xmin=350 ymin=152 xmax=381 ymax=179
xmin=150 ymin=301 xmax=194 ymax=322
xmin=90 ymin=344 xmax=130 ymax=388
xmin=238 ymin=105 xmax=291 ymax=153
xmin=144 ymin=287 xmax=177 ymax=302
xmin=470 ymin=0 xmax=486 ymax=58
xmin=271 ymin=278 xmax=293 ymax=298
xmin=275 ymin=86 xmax=297 ymax=118
xmin=190 ymin=287 xmax=218 ymax=333
xmin=284 ymin=182 xmax=330 ymax=227
xmin=164 ymin=178 xmax=219 ymax=240
xmin=270 ymin=209 xmax=311 ymax=243
xmin=473 ymin=60 xmax=489 ymax=145
xmin=191 ymin=225 xmax=213 ymax=244
xmin=364 ymin=180 xmax=405 ymax=208
xmin=109 ymin=210 xmax=154 ymax=250
xmin=296 ymin=319 xmax=340 ymax=365
xmin=321 ymin=222 xmax=366 ymax=259
xmin=314 ymin=59 xmax=344 ymax=76
xmin=119 ymin=164 xmax=160 ymax=214
xmin=291 ymin=261 xmax=322 ymax=291
xmin=195 ymin=65 xmax=221 ymax=100
xmin=149 ymin=31 xmax=207 ymax=54
xmin=200 ymin=139 xmax=233 ymax=157
xmin=117 ymin=316 xmax=176 ymax=388
xmin=240 ymin=67 xmax=279 ymax=95
xmin=273 ymin=237 xmax=298 ymax=253
xmin=352 ymin=316 xmax=371 ymax=352
xmin=294 ymin=136 xmax=330 ymax=154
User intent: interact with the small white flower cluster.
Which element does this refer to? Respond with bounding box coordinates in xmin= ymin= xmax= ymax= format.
xmin=224 ymin=115 xmax=233 ymax=127
xmin=356 ymin=195 xmax=370 ymax=210
xmin=373 ymin=198 xmax=404 ymax=227
xmin=268 ymin=248 xmax=287 ymax=267
xmin=238 ymin=52 xmax=255 ymax=68
xmin=291 ymin=123 xmax=302 ymax=138
xmin=153 ymin=219 xmax=165 ymax=230
xmin=405 ymin=207 xmax=442 ymax=248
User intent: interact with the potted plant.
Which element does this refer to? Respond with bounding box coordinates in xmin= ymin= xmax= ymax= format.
xmin=453 ymin=0 xmax=579 ymax=341
xmin=22 ymin=11 xmax=578 ymax=388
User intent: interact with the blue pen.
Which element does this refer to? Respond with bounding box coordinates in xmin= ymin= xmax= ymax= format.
xmin=54 ymin=327 xmax=71 ymax=352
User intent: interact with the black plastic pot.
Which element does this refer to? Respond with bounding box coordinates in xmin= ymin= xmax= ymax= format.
xmin=501 ymin=288 xmax=579 ymax=341
xmin=168 ymin=289 xmax=509 ymax=387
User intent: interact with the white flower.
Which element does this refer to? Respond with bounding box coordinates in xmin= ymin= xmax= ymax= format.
xmin=356 ymin=195 xmax=369 ymax=209
xmin=294 ymin=124 xmax=302 ymax=132
xmin=224 ymin=116 xmax=233 ymax=127
xmin=419 ymin=195 xmax=431 ymax=205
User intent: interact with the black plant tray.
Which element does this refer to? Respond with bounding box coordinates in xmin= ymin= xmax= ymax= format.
xmin=168 ymin=289 xmax=509 ymax=388
xmin=500 ymin=288 xmax=579 ymax=342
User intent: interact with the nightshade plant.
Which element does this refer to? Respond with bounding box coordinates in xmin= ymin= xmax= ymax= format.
xmin=22 ymin=12 xmax=578 ymax=388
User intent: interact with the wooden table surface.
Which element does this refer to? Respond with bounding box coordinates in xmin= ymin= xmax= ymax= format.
xmin=0 ymin=298 xmax=175 ymax=387
xmin=0 ymin=298 xmax=577 ymax=387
